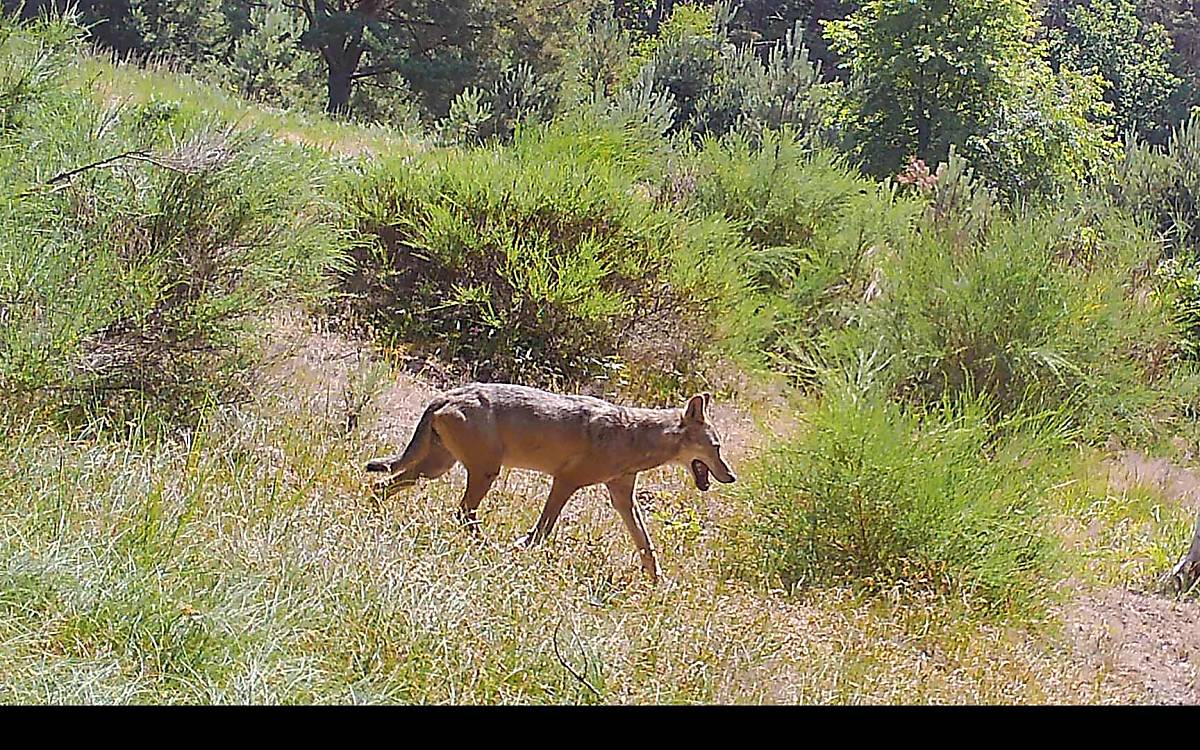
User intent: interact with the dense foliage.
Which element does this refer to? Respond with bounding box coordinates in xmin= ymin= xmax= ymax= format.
xmin=824 ymin=0 xmax=1118 ymax=197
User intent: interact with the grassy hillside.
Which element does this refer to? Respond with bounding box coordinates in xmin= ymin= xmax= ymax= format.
xmin=2 ymin=15 xmax=1199 ymax=703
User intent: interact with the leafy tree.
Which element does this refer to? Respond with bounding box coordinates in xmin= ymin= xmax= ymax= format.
xmin=285 ymin=0 xmax=590 ymax=117
xmin=612 ymin=2 xmax=827 ymax=141
xmin=825 ymin=0 xmax=1116 ymax=197
xmin=1128 ymin=0 xmax=1200 ymax=83
xmin=287 ymin=0 xmax=403 ymax=115
xmin=1047 ymin=0 xmax=1182 ymax=144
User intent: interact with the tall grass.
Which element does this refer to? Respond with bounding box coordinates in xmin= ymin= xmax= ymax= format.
xmin=77 ymin=53 xmax=423 ymax=157
xmin=0 ymin=351 xmax=1135 ymax=704
xmin=848 ymin=202 xmax=1176 ymax=437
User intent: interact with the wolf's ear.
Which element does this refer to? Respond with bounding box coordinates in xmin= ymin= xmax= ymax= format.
xmin=683 ymin=394 xmax=708 ymax=424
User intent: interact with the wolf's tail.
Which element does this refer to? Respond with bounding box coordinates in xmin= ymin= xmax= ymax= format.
xmin=365 ymin=398 xmax=445 ymax=474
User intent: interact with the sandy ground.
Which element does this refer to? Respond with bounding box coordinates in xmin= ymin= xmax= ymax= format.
xmin=1060 ymin=450 xmax=1200 ymax=703
xmin=1066 ymin=588 xmax=1199 ymax=703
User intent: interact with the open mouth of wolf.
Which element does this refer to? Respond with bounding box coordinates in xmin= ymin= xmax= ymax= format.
xmin=691 ymin=459 xmax=736 ymax=490
xmin=691 ymin=460 xmax=711 ymax=491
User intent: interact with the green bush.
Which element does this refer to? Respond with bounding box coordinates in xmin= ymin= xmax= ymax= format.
xmin=0 ymin=15 xmax=344 ymax=425
xmin=441 ymin=62 xmax=557 ymax=145
xmin=342 ymin=116 xmax=748 ymax=392
xmin=1110 ymin=115 xmax=1200 ymax=364
xmin=0 ymin=9 xmax=77 ymax=132
xmin=679 ymin=129 xmax=921 ymax=379
xmin=612 ymin=3 xmax=827 ymax=142
xmin=742 ymin=379 xmax=1068 ymax=612
xmin=1113 ymin=113 xmax=1200 ymax=253
xmin=845 ymin=200 xmax=1176 ymax=436
xmin=675 ymin=131 xmax=1177 ymax=440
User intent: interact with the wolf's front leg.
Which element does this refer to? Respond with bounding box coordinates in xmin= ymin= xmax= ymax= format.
xmin=605 ymin=474 xmax=659 ymax=582
xmin=458 ymin=466 xmax=499 ymax=534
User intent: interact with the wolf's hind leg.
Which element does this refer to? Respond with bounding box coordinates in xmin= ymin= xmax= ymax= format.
xmin=516 ymin=477 xmax=581 ymax=549
xmin=606 ymin=474 xmax=658 ymax=581
xmin=427 ymin=407 xmax=501 ymax=534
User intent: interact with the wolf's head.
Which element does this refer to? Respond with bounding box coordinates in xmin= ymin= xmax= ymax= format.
xmin=678 ymin=393 xmax=736 ymax=491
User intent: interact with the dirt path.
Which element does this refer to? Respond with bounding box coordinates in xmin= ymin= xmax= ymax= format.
xmin=1061 ymin=450 xmax=1200 ymax=703
xmin=1104 ymin=451 xmax=1200 ymax=512
xmin=1066 ymin=588 xmax=1199 ymax=703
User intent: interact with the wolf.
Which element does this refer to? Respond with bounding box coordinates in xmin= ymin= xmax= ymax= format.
xmin=365 ymin=383 xmax=736 ymax=580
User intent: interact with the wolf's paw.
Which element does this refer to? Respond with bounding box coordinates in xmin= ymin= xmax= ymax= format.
xmin=512 ymin=532 xmax=534 ymax=550
xmin=651 ymin=571 xmax=675 ymax=588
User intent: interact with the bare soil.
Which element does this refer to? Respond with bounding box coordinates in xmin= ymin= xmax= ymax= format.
xmin=1104 ymin=450 xmax=1200 ymax=512
xmin=1066 ymin=588 xmax=1199 ymax=704
xmin=1061 ymin=450 xmax=1200 ymax=703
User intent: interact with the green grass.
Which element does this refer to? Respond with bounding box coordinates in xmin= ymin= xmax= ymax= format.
xmin=1053 ymin=456 xmax=1198 ymax=591
xmin=76 ymin=54 xmax=424 ymax=158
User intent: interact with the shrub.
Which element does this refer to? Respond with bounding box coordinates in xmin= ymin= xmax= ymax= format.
xmin=1112 ymin=113 xmax=1200 ymax=254
xmin=341 ymin=117 xmax=748 ymax=392
xmin=222 ymin=1 xmax=325 ymax=115
xmin=558 ymin=9 xmax=632 ymax=105
xmin=0 ymin=9 xmax=77 ymax=132
xmin=844 ymin=199 xmax=1175 ymax=436
xmin=679 ymin=129 xmax=921 ymax=379
xmin=1110 ymin=115 xmax=1200 ymax=364
xmin=441 ymin=62 xmax=557 ymax=145
xmin=613 ymin=3 xmax=827 ymax=142
xmin=0 ymin=15 xmax=344 ymax=425
xmin=742 ymin=379 xmax=1068 ymax=612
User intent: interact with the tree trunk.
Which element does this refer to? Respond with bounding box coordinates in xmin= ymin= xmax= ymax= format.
xmin=649 ymin=0 xmax=675 ymax=33
xmin=326 ymin=63 xmax=354 ymax=116
xmin=1171 ymin=513 xmax=1200 ymax=594
xmin=322 ymin=33 xmax=365 ymax=118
